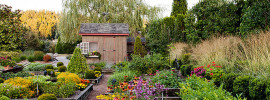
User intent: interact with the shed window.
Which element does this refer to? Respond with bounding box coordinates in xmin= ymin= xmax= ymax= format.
xmin=80 ymin=42 xmax=89 ymax=54
xmin=89 ymin=42 xmax=98 ymax=52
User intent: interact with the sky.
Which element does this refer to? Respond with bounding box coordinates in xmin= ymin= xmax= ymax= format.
xmin=1 ymin=0 xmax=199 ymax=17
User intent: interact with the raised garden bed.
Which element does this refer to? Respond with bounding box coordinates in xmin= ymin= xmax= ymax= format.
xmin=11 ymin=84 xmax=94 ymax=100
xmin=86 ymin=74 xmax=104 ymax=85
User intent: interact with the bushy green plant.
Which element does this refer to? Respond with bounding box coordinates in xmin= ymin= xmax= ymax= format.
xmin=55 ymin=37 xmax=63 ymax=54
xmin=233 ymin=75 xmax=251 ymax=98
xmin=57 ymin=62 xmax=64 ymax=67
xmin=27 ymin=56 xmax=34 ymax=62
xmin=37 ymin=93 xmax=57 ymax=100
xmin=12 ymin=57 xmax=21 ymax=63
xmin=46 ymin=69 xmax=55 ymax=77
xmin=94 ymin=67 xmax=102 ymax=72
xmin=58 ymin=66 xmax=67 ymax=72
xmin=84 ymin=69 xmax=95 ymax=79
xmin=45 ymin=65 xmax=54 ymax=69
xmin=221 ymin=73 xmax=240 ymax=93
xmin=58 ymin=83 xmax=77 ymax=98
xmin=113 ymin=61 xmax=129 ymax=72
xmin=178 ymin=75 xmax=237 ymax=100
xmin=0 ymin=51 xmax=21 ymax=59
xmin=133 ymin=36 xmax=147 ymax=57
xmin=39 ymin=82 xmax=58 ymax=96
xmin=180 ymin=64 xmax=193 ymax=76
xmin=249 ymin=78 xmax=266 ymax=100
xmin=0 ymin=72 xmax=33 ymax=80
xmin=0 ymin=83 xmax=34 ymax=98
xmin=34 ymin=51 xmax=44 ymax=61
xmin=67 ymin=48 xmax=87 ymax=74
xmin=107 ymin=71 xmax=138 ymax=86
xmin=0 ymin=95 xmax=10 ymax=100
xmin=89 ymin=62 xmax=106 ymax=68
xmin=266 ymin=79 xmax=270 ymax=100
xmin=0 ymin=78 xmax=4 ymax=83
xmin=151 ymin=70 xmax=181 ymax=88
xmin=20 ymin=56 xmax=27 ymax=60
xmin=23 ymin=63 xmax=48 ymax=71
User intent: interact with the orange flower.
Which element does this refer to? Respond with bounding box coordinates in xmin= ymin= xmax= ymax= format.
xmin=124 ymin=76 xmax=128 ymax=78
xmin=149 ymin=85 xmax=154 ymax=88
xmin=130 ymin=96 xmax=136 ymax=100
xmin=128 ymin=85 xmax=134 ymax=90
xmin=210 ymin=73 xmax=213 ymax=76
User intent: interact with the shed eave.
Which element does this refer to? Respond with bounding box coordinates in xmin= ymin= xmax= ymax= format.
xmin=79 ymin=33 xmax=129 ymax=36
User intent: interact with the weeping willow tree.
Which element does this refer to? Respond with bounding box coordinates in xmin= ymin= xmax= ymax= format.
xmin=58 ymin=0 xmax=161 ymax=43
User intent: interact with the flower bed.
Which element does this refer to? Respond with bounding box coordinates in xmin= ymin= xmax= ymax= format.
xmin=87 ymin=74 xmax=104 ymax=85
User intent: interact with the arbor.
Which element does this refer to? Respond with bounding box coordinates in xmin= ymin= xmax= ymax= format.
xmin=58 ymin=0 xmax=161 ymax=43
xmin=67 ymin=48 xmax=87 ymax=74
xmin=0 ymin=4 xmax=27 ymax=51
xmin=133 ymin=36 xmax=147 ymax=57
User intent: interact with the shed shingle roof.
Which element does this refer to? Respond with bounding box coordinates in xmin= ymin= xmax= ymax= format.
xmin=79 ymin=23 xmax=130 ymax=35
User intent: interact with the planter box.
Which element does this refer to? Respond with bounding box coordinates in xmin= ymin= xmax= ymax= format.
xmin=11 ymin=84 xmax=94 ymax=100
xmin=86 ymin=74 xmax=104 ymax=85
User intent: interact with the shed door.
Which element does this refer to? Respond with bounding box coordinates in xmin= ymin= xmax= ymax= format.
xmin=103 ymin=37 xmax=116 ymax=64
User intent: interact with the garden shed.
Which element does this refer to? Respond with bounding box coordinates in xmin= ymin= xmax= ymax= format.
xmin=78 ymin=23 xmax=129 ymax=64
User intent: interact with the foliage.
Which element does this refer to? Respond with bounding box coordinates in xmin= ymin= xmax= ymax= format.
xmin=67 ymin=48 xmax=87 ymax=74
xmin=0 ymin=51 xmax=21 ymax=59
xmin=0 ymin=72 xmax=33 ymax=80
xmin=178 ymin=75 xmax=237 ymax=100
xmin=0 ymin=4 xmax=27 ymax=51
xmin=55 ymin=37 xmax=63 ymax=54
xmin=171 ymin=0 xmax=187 ymax=17
xmin=58 ymin=0 xmax=160 ymax=43
xmin=45 ymin=65 xmax=53 ymax=70
xmin=27 ymin=56 xmax=34 ymax=62
xmin=23 ymin=63 xmax=48 ymax=71
xmin=58 ymin=66 xmax=67 ymax=72
xmin=57 ymin=72 xmax=80 ymax=84
xmin=0 ymin=95 xmax=10 ymax=100
xmin=266 ymin=79 xmax=270 ymax=100
xmin=151 ymin=70 xmax=181 ymax=88
xmin=94 ymin=67 xmax=102 ymax=72
xmin=20 ymin=56 xmax=27 ymax=60
xmin=0 ymin=57 xmax=16 ymax=67
xmin=233 ymin=75 xmax=251 ymax=98
xmin=180 ymin=64 xmax=193 ymax=77
xmin=0 ymin=78 xmax=4 ymax=83
xmin=249 ymin=78 xmax=266 ymax=100
xmin=39 ymin=82 xmax=59 ymax=96
xmin=89 ymin=50 xmax=102 ymax=60
xmin=24 ymin=33 xmax=40 ymax=50
xmin=107 ymin=70 xmax=138 ymax=86
xmin=0 ymin=83 xmax=34 ymax=99
xmin=84 ymin=69 xmax=96 ymax=79
xmin=89 ymin=62 xmax=106 ymax=68
xmin=12 ymin=57 xmax=21 ymax=63
xmin=4 ymin=77 xmax=32 ymax=88
xmin=58 ymin=83 xmax=77 ymax=98
xmin=128 ymin=54 xmax=169 ymax=74
xmin=221 ymin=73 xmax=240 ymax=93
xmin=66 ymin=55 xmax=72 ymax=60
xmin=57 ymin=62 xmax=64 ymax=67
xmin=37 ymin=93 xmax=57 ymax=100
xmin=20 ymin=10 xmax=59 ymax=38
xmin=133 ymin=36 xmax=147 ymax=57
xmin=43 ymin=55 xmax=51 ymax=62
xmin=94 ymin=71 xmax=101 ymax=78
xmin=190 ymin=66 xmax=205 ymax=78
xmin=34 ymin=51 xmax=44 ymax=61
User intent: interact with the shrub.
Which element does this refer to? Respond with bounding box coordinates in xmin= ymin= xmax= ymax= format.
xmin=57 ymin=72 xmax=80 ymax=84
xmin=66 ymin=55 xmax=72 ymax=60
xmin=233 ymin=75 xmax=251 ymax=98
xmin=133 ymin=36 xmax=147 ymax=57
xmin=95 ymin=71 xmax=101 ymax=78
xmin=84 ymin=70 xmax=96 ymax=79
xmin=58 ymin=83 xmax=77 ymax=98
xmin=12 ymin=57 xmax=21 ymax=63
xmin=57 ymin=62 xmax=64 ymax=67
xmin=23 ymin=63 xmax=47 ymax=71
xmin=89 ymin=62 xmax=106 ymax=68
xmin=0 ymin=51 xmax=20 ymax=59
xmin=37 ymin=93 xmax=57 ymax=100
xmin=107 ymin=71 xmax=138 ymax=86
xmin=67 ymin=48 xmax=87 ymax=74
xmin=4 ymin=77 xmax=32 ymax=88
xmin=34 ymin=51 xmax=44 ymax=61
xmin=39 ymin=82 xmax=58 ymax=96
xmin=181 ymin=53 xmax=191 ymax=65
xmin=180 ymin=64 xmax=193 ymax=76
xmin=0 ymin=95 xmax=10 ymax=100
xmin=0 ymin=83 xmax=34 ymax=98
xmin=249 ymin=78 xmax=266 ymax=100
xmin=27 ymin=56 xmax=34 ymax=62
xmin=0 ymin=78 xmax=4 ymax=83
xmin=46 ymin=69 xmax=55 ymax=77
xmin=151 ymin=70 xmax=182 ymax=88
xmin=58 ymin=66 xmax=67 ymax=72
xmin=0 ymin=72 xmax=33 ymax=80
xmin=20 ymin=56 xmax=27 ymax=60
xmin=43 ymin=55 xmax=51 ymax=62
xmin=221 ymin=73 xmax=240 ymax=93
xmin=266 ymin=79 xmax=270 ymax=100
xmin=45 ymin=65 xmax=54 ymax=69
xmin=94 ymin=67 xmax=102 ymax=72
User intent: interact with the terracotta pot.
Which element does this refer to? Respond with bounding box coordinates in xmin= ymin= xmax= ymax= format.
xmin=4 ymin=65 xmax=13 ymax=70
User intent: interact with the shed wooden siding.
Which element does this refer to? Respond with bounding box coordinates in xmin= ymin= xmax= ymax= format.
xmin=82 ymin=35 xmax=127 ymax=63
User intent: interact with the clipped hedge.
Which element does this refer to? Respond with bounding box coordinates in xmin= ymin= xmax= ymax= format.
xmin=249 ymin=78 xmax=266 ymax=100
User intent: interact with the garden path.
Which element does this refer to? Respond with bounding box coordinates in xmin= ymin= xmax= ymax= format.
xmin=87 ymin=74 xmax=111 ymax=100
xmin=52 ymin=55 xmax=70 ymax=67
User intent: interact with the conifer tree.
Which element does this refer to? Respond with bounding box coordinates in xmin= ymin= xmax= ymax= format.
xmin=171 ymin=0 xmax=188 ymax=17
xmin=55 ymin=37 xmax=62 ymax=54
xmin=67 ymin=48 xmax=87 ymax=74
xmin=133 ymin=36 xmax=147 ymax=57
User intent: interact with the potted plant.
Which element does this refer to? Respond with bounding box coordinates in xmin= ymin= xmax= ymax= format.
xmin=0 ymin=57 xmax=16 ymax=70
xmin=88 ymin=50 xmax=101 ymax=60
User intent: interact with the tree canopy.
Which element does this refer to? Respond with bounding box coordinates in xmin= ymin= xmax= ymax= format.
xmin=58 ymin=0 xmax=161 ymax=43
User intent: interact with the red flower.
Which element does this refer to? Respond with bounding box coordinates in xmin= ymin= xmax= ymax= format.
xmin=154 ymin=73 xmax=156 ymax=75
xmin=210 ymin=68 xmax=213 ymax=71
xmin=210 ymin=73 xmax=213 ymax=76
xmin=212 ymin=61 xmax=215 ymax=63
xmin=213 ymin=64 xmax=216 ymax=66
xmin=207 ymin=65 xmax=210 ymax=68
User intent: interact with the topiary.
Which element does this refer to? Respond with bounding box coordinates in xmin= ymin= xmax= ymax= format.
xmin=94 ymin=67 xmax=102 ymax=72
xmin=233 ymin=75 xmax=252 ymax=98
xmin=43 ymin=55 xmax=51 ymax=62
xmin=45 ymin=65 xmax=54 ymax=70
xmin=0 ymin=95 xmax=10 ymax=100
xmin=57 ymin=62 xmax=64 ymax=67
xmin=27 ymin=56 xmax=34 ymax=62
xmin=46 ymin=69 xmax=55 ymax=77
xmin=58 ymin=66 xmax=67 ymax=72
xmin=37 ymin=93 xmax=57 ymax=100
xmin=0 ymin=78 xmax=4 ymax=83
xmin=34 ymin=51 xmax=44 ymax=61
xmin=67 ymin=48 xmax=87 ymax=74
xmin=249 ymin=78 xmax=266 ymax=100
xmin=85 ymin=70 xmax=96 ymax=79
xmin=20 ymin=56 xmax=27 ymax=60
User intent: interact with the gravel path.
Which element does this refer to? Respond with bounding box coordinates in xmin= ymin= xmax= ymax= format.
xmin=87 ymin=74 xmax=111 ymax=100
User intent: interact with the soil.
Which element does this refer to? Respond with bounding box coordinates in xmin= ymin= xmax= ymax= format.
xmin=87 ymin=74 xmax=111 ymax=100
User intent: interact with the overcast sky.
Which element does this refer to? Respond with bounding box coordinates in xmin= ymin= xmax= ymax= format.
xmin=1 ymin=0 xmax=199 ymax=17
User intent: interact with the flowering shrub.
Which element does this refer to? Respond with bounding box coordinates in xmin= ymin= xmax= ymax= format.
xmin=76 ymin=83 xmax=87 ymax=90
xmin=57 ymin=72 xmax=81 ymax=84
xmin=0 ymin=83 xmax=35 ymax=98
xmin=191 ymin=66 xmax=206 ymax=78
xmin=0 ymin=56 xmax=16 ymax=67
xmin=4 ymin=77 xmax=32 ymax=88
xmin=151 ymin=70 xmax=182 ymax=88
xmin=95 ymin=71 xmax=101 ymax=78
